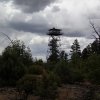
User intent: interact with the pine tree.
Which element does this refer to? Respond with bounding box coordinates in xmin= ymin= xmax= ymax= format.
xmin=70 ymin=39 xmax=81 ymax=62
xmin=47 ymin=38 xmax=59 ymax=63
xmin=91 ymin=39 xmax=100 ymax=54
xmin=59 ymin=50 xmax=68 ymax=62
xmin=82 ymin=44 xmax=92 ymax=59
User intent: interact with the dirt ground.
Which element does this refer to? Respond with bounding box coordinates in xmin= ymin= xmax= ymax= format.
xmin=0 ymin=85 xmax=100 ymax=100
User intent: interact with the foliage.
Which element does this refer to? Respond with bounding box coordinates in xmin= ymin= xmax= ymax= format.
xmin=17 ymin=74 xmax=42 ymax=100
xmin=91 ymin=40 xmax=100 ymax=54
xmin=28 ymin=65 xmax=43 ymax=75
xmin=70 ymin=39 xmax=81 ymax=63
xmin=0 ymin=35 xmax=100 ymax=99
xmin=0 ymin=40 xmax=33 ymax=86
xmin=54 ymin=61 xmax=71 ymax=84
xmin=83 ymin=54 xmax=100 ymax=84
xmin=39 ymin=72 xmax=59 ymax=100
xmin=70 ymin=39 xmax=81 ymax=56
xmin=47 ymin=38 xmax=60 ymax=64
xmin=59 ymin=50 xmax=68 ymax=62
xmin=34 ymin=59 xmax=44 ymax=65
xmin=82 ymin=44 xmax=92 ymax=59
xmin=2 ymin=40 xmax=33 ymax=66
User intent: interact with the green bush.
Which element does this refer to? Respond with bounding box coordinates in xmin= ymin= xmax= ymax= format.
xmin=0 ymin=40 xmax=33 ymax=86
xmin=54 ymin=61 xmax=72 ymax=84
xmin=28 ymin=65 xmax=43 ymax=75
xmin=39 ymin=72 xmax=59 ymax=100
xmin=84 ymin=54 xmax=100 ymax=84
xmin=17 ymin=74 xmax=42 ymax=100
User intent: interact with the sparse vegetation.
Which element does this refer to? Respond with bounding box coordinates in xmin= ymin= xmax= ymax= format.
xmin=0 ymin=27 xmax=100 ymax=100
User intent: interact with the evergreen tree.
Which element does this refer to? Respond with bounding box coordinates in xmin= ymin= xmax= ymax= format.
xmin=59 ymin=50 xmax=68 ymax=62
xmin=91 ymin=39 xmax=100 ymax=54
xmin=82 ymin=44 xmax=92 ymax=59
xmin=70 ymin=39 xmax=81 ymax=61
xmin=0 ymin=40 xmax=33 ymax=86
xmin=47 ymin=38 xmax=60 ymax=63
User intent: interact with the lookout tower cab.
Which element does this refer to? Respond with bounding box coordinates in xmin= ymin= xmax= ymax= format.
xmin=47 ymin=28 xmax=63 ymax=36
xmin=47 ymin=27 xmax=63 ymax=63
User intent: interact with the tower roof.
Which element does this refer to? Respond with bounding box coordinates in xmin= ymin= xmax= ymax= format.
xmin=47 ymin=27 xmax=63 ymax=36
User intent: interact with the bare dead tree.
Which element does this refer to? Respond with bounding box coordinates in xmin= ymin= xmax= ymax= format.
xmin=0 ymin=32 xmax=13 ymax=45
xmin=89 ymin=20 xmax=100 ymax=40
xmin=89 ymin=20 xmax=100 ymax=54
xmin=92 ymin=35 xmax=98 ymax=40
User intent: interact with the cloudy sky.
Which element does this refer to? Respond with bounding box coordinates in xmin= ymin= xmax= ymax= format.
xmin=0 ymin=0 xmax=100 ymax=60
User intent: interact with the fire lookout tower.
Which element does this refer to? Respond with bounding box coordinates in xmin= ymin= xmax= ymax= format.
xmin=47 ymin=27 xmax=63 ymax=63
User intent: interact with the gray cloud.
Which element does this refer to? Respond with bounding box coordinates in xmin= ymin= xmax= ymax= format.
xmin=0 ymin=0 xmax=57 ymax=13
xmin=0 ymin=0 xmax=100 ymax=60
xmin=9 ymin=19 xmax=88 ymax=37
xmin=12 ymin=0 xmax=57 ymax=13
xmin=51 ymin=6 xmax=60 ymax=12
xmin=9 ymin=21 xmax=51 ymax=35
xmin=30 ymin=43 xmax=47 ymax=56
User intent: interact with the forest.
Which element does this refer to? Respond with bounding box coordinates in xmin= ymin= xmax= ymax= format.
xmin=0 ymin=24 xmax=100 ymax=100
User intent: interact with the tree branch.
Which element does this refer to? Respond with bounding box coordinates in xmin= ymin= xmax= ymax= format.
xmin=0 ymin=32 xmax=13 ymax=45
xmin=89 ymin=20 xmax=100 ymax=38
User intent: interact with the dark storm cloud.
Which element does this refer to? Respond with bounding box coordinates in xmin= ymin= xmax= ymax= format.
xmin=9 ymin=21 xmax=51 ymax=35
xmin=0 ymin=0 xmax=9 ymax=1
xmin=8 ymin=18 xmax=90 ymax=37
xmin=12 ymin=0 xmax=57 ymax=13
xmin=64 ymin=32 xmax=85 ymax=37
xmin=0 ymin=0 xmax=57 ymax=13
xmin=62 ymin=28 xmax=85 ymax=37
xmin=9 ymin=20 xmax=86 ymax=37
xmin=0 ymin=0 xmax=98 ymax=60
